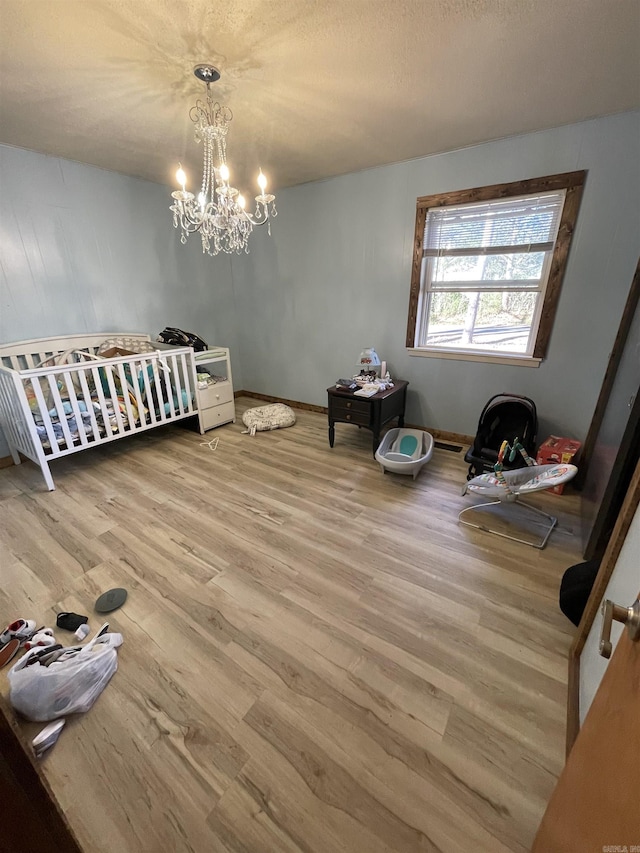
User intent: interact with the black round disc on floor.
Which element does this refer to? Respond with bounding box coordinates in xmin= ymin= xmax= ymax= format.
xmin=95 ymin=588 xmax=128 ymax=613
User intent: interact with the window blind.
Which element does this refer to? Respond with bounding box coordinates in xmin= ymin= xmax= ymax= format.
xmin=423 ymin=191 xmax=565 ymax=257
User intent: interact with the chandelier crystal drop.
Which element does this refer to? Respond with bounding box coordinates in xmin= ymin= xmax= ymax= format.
xmin=170 ymin=65 xmax=276 ymax=256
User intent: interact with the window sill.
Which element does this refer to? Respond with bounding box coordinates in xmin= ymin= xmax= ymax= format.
xmin=407 ymin=348 xmax=542 ymax=368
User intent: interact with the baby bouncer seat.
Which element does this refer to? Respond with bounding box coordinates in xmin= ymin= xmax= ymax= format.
xmin=459 ymin=439 xmax=577 ymax=549
xmin=464 ymin=393 xmax=537 ymax=480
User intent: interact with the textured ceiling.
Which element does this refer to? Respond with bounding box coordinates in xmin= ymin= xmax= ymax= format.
xmin=0 ymin=0 xmax=638 ymax=194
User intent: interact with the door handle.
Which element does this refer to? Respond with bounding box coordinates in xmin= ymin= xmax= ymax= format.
xmin=599 ymin=597 xmax=640 ymax=659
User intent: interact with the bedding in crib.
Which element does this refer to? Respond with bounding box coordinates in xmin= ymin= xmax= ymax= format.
xmin=28 ymin=346 xmax=190 ymax=449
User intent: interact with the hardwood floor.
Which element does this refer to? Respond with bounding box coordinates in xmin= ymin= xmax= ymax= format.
xmin=0 ymin=397 xmax=582 ymax=852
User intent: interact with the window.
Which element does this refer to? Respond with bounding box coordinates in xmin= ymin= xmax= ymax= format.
xmin=406 ymin=171 xmax=586 ymax=364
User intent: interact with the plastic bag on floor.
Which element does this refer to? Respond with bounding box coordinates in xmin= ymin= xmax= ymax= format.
xmin=8 ymin=638 xmax=120 ymax=722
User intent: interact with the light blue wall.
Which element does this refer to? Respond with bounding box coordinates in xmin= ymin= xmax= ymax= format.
xmin=0 ymin=144 xmax=241 ymax=456
xmin=0 ymin=145 xmax=239 ymax=355
xmin=232 ymin=111 xmax=640 ymax=441
xmin=2 ymin=113 xmax=639 ymax=461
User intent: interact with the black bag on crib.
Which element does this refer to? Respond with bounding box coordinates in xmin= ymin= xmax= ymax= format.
xmin=157 ymin=327 xmax=208 ymax=352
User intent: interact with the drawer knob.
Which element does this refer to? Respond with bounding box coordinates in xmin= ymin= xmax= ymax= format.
xmin=346 ymin=414 xmax=351 ymax=420
xmin=347 ymin=402 xmax=352 ymax=408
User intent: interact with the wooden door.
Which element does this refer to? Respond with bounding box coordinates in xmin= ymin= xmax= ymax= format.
xmin=581 ymin=259 xmax=640 ymax=560
xmin=0 ymin=695 xmax=82 ymax=851
xmin=532 ymin=599 xmax=640 ymax=851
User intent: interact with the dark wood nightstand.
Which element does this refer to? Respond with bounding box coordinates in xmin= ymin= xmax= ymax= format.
xmin=327 ymin=380 xmax=408 ymax=456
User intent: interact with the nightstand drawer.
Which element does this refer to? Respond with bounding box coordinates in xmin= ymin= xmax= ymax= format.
xmin=198 ymin=381 xmax=233 ymax=409
xmin=331 ymin=400 xmax=372 ymax=426
xmin=200 ymin=400 xmax=236 ymax=431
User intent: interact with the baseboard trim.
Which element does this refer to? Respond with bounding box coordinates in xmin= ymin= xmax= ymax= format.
xmin=405 ymin=425 xmax=473 ymax=447
xmin=236 ymin=390 xmax=327 ymax=414
xmin=236 ymin=391 xmax=473 ymax=445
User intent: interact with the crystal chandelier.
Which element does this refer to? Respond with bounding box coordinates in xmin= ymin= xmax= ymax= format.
xmin=170 ymin=65 xmax=276 ymax=255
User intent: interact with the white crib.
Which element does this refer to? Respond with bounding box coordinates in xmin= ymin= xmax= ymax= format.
xmin=0 ymin=333 xmax=197 ymax=490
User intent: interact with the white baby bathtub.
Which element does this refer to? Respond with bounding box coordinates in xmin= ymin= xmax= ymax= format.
xmin=375 ymin=428 xmax=434 ymax=479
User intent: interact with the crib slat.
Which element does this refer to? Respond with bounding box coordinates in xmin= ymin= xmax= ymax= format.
xmin=164 ymin=354 xmax=177 ymax=419
xmin=103 ymin=366 xmax=126 ymax=435
xmin=30 ymin=376 xmax=58 ymax=453
xmin=46 ymin=374 xmax=75 ymax=450
xmin=116 ymin=363 xmax=136 ymax=432
xmin=129 ymin=357 xmax=148 ymax=427
xmin=62 ymin=370 xmax=89 ymax=447
xmin=77 ymin=367 xmax=102 ymax=443
xmin=139 ymin=358 xmax=157 ymax=425
xmin=181 ymin=353 xmax=195 ymax=412
xmin=151 ymin=359 xmax=168 ymax=423
xmin=178 ymin=352 xmax=190 ymax=414
xmin=172 ymin=353 xmax=185 ymax=416
xmin=178 ymin=353 xmax=190 ymax=413
xmin=89 ymin=365 xmax=112 ymax=438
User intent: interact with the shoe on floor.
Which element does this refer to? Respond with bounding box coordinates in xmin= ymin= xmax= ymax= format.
xmin=23 ymin=628 xmax=57 ymax=651
xmin=0 ymin=638 xmax=20 ymax=668
xmin=0 ymin=619 xmax=37 ymax=647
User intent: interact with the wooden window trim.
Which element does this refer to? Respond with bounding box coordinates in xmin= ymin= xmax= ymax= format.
xmin=405 ymin=170 xmax=587 ymax=360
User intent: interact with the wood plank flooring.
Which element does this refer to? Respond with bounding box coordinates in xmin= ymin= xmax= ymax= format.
xmin=0 ymin=397 xmax=583 ymax=852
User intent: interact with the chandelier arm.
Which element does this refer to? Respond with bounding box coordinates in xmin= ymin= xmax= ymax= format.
xmin=172 ymin=212 xmax=204 ymax=235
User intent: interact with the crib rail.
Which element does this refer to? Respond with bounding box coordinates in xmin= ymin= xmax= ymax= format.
xmin=0 ymin=333 xmax=152 ymax=371
xmin=13 ymin=348 xmax=196 ymax=459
